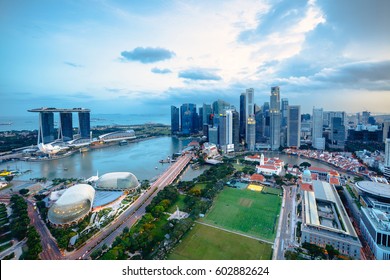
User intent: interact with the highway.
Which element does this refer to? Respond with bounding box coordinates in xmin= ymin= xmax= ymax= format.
xmin=64 ymin=154 xmax=192 ymax=260
xmin=273 ymin=184 xmax=297 ymax=260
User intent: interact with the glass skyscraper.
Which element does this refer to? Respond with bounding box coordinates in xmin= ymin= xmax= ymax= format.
xmin=78 ymin=112 xmax=90 ymax=139
xmin=60 ymin=112 xmax=73 ymax=141
xmin=287 ymin=105 xmax=301 ymax=148
xmin=171 ymin=106 xmax=180 ymax=134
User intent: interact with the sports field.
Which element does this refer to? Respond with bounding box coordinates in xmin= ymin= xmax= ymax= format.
xmin=168 ymin=223 xmax=273 ymax=260
xmin=262 ymin=186 xmax=282 ymax=195
xmin=201 ymin=187 xmax=281 ymax=241
xmin=247 ymin=184 xmax=263 ymax=192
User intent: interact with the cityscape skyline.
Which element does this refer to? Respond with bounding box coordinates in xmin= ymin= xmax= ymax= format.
xmin=1 ymin=0 xmax=390 ymax=116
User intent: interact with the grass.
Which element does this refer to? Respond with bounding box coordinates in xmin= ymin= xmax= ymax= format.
xmin=191 ymin=183 xmax=207 ymax=192
xmin=201 ymin=187 xmax=281 ymax=241
xmin=262 ymin=186 xmax=282 ymax=195
xmin=166 ymin=194 xmax=187 ymax=214
xmin=233 ymin=163 xmax=245 ymax=171
xmin=168 ymin=223 xmax=273 ymax=260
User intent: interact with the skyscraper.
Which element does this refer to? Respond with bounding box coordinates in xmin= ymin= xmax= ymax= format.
xmin=78 ymin=112 xmax=90 ymax=139
xmin=330 ymin=117 xmax=346 ymax=148
xmin=208 ymin=126 xmax=218 ymax=145
xmin=312 ymin=108 xmax=324 ymax=150
xmin=270 ymin=86 xmax=281 ymax=150
xmin=212 ymin=99 xmax=230 ymax=115
xmin=239 ymin=93 xmax=246 ymax=142
xmin=287 ymin=105 xmax=301 ymax=148
xmin=245 ymin=88 xmax=254 ymax=146
xmin=232 ymin=110 xmax=240 ymax=151
xmin=40 ymin=112 xmax=55 ymax=143
xmin=281 ymin=98 xmax=289 ymax=127
xmin=385 ymin=139 xmax=390 ymax=179
xmin=171 ymin=106 xmax=180 ymax=134
xmin=198 ymin=107 xmax=204 ymax=131
xmin=255 ymin=110 xmax=264 ymax=143
xmin=202 ymin=104 xmax=212 ymax=125
xmin=247 ymin=116 xmax=256 ymax=151
xmin=218 ymin=114 xmax=227 ymax=147
xmin=383 ymin=121 xmax=390 ymax=143
xmin=59 ymin=112 xmax=73 ymax=141
xmin=180 ymin=103 xmax=197 ymax=135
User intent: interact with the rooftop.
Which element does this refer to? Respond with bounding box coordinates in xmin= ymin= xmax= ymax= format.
xmin=28 ymin=107 xmax=90 ymax=113
xmin=355 ymin=181 xmax=390 ymax=199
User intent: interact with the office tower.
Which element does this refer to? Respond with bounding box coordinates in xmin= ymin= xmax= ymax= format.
xmin=312 ymin=108 xmax=325 ymax=150
xmin=59 ymin=112 xmax=73 ymax=141
xmin=203 ymin=124 xmax=209 ymax=141
xmin=362 ymin=111 xmax=370 ymax=125
xmin=245 ymin=88 xmax=254 ymax=146
xmin=202 ymin=104 xmax=212 ymax=125
xmin=383 ymin=121 xmax=390 ymax=143
xmin=225 ymin=110 xmax=233 ymax=146
xmin=323 ymin=111 xmax=346 ymax=127
xmin=232 ymin=110 xmax=240 ymax=151
xmin=247 ymin=116 xmax=256 ymax=151
xmin=385 ymin=139 xmax=390 ymax=179
xmin=262 ymin=102 xmax=270 ymax=138
xmin=212 ymin=99 xmax=230 ymax=115
xmin=78 ymin=112 xmax=90 ymax=139
xmin=239 ymin=93 xmax=246 ymax=142
xmin=255 ymin=110 xmax=264 ymax=143
xmin=270 ymin=86 xmax=281 ymax=150
xmin=281 ymin=98 xmax=289 ymax=127
xmin=254 ymin=104 xmax=261 ymax=114
xmin=287 ymin=105 xmax=301 ymax=147
xmin=180 ymin=103 xmax=197 ymax=135
xmin=208 ymin=126 xmax=218 ymax=145
xmin=170 ymin=106 xmax=180 ymax=134
xmin=39 ymin=112 xmax=55 ymax=144
xmin=331 ymin=117 xmax=346 ymax=148
xmin=218 ymin=115 xmax=227 ymax=147
xmin=198 ymin=107 xmax=204 ymax=131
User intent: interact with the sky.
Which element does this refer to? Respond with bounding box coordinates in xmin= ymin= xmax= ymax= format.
xmin=1 ymin=0 xmax=390 ymax=116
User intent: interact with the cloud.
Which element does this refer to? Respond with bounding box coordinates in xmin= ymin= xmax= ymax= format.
xmin=105 ymin=87 xmax=124 ymax=93
xmin=151 ymin=67 xmax=172 ymax=74
xmin=120 ymin=47 xmax=175 ymax=63
xmin=178 ymin=68 xmax=222 ymax=81
xmin=64 ymin=61 xmax=84 ymax=68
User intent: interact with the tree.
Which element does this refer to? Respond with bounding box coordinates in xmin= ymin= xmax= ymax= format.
xmin=325 ymin=244 xmax=340 ymax=260
xmin=299 ymin=162 xmax=311 ymax=168
xmin=302 ymin=242 xmax=325 ymax=260
xmin=19 ymin=189 xmax=29 ymax=196
xmin=5 ymin=175 xmax=14 ymax=183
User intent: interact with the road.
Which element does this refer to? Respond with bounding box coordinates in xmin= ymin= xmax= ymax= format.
xmin=64 ymin=154 xmax=192 ymax=260
xmin=273 ymin=184 xmax=297 ymax=260
xmin=26 ymin=199 xmax=63 ymax=260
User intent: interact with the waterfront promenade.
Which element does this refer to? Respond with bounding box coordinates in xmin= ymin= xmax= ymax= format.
xmin=60 ymin=154 xmax=192 ymax=260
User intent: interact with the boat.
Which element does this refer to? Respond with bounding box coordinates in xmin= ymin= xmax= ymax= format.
xmin=80 ymin=147 xmax=89 ymax=153
xmin=155 ymin=166 xmax=158 ymax=169
xmin=119 ymin=140 xmax=128 ymax=146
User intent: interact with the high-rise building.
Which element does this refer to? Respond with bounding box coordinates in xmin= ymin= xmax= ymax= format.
xmin=247 ymin=116 xmax=256 ymax=151
xmin=170 ymin=106 xmax=180 ymax=134
xmin=212 ymin=99 xmax=230 ymax=115
xmin=239 ymin=93 xmax=246 ymax=142
xmin=218 ymin=115 xmax=227 ymax=147
xmin=270 ymin=86 xmax=281 ymax=150
xmin=202 ymin=104 xmax=212 ymax=125
xmin=225 ymin=110 xmax=233 ymax=146
xmin=180 ymin=103 xmax=197 ymax=135
xmin=287 ymin=105 xmax=301 ymax=148
xmin=208 ymin=126 xmax=218 ymax=145
xmin=255 ymin=110 xmax=264 ymax=143
xmin=385 ymin=139 xmax=390 ymax=179
xmin=383 ymin=121 xmax=390 ymax=143
xmin=323 ymin=111 xmax=345 ymax=127
xmin=362 ymin=111 xmax=370 ymax=125
xmin=281 ymin=98 xmax=289 ymax=127
xmin=232 ymin=110 xmax=240 ymax=151
xmin=198 ymin=107 xmax=204 ymax=131
xmin=59 ymin=112 xmax=73 ymax=141
xmin=330 ymin=117 xmax=346 ymax=148
xmin=245 ymin=88 xmax=254 ymax=146
xmin=263 ymin=102 xmax=270 ymax=138
xmin=40 ymin=112 xmax=55 ymax=144
xmin=78 ymin=112 xmax=90 ymax=139
xmin=312 ymin=108 xmax=324 ymax=150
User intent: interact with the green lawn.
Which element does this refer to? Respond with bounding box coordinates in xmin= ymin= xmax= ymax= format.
xmin=233 ymin=163 xmax=245 ymax=171
xmin=191 ymin=183 xmax=207 ymax=192
xmin=168 ymin=223 xmax=272 ymax=260
xmin=262 ymin=186 xmax=282 ymax=195
xmin=166 ymin=194 xmax=187 ymax=214
xmin=201 ymin=187 xmax=281 ymax=241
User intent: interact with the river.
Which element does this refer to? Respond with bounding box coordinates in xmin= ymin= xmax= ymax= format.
xmin=0 ymin=137 xmax=191 ymax=181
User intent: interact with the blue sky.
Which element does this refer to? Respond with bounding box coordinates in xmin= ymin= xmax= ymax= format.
xmin=1 ymin=0 xmax=389 ymax=116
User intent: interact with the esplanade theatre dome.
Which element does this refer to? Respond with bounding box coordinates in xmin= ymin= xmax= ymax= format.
xmin=48 ymin=184 xmax=95 ymax=226
xmin=95 ymin=172 xmax=140 ymax=192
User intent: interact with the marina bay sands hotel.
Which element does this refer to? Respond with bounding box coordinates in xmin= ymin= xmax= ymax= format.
xmin=28 ymin=108 xmax=90 ymax=144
